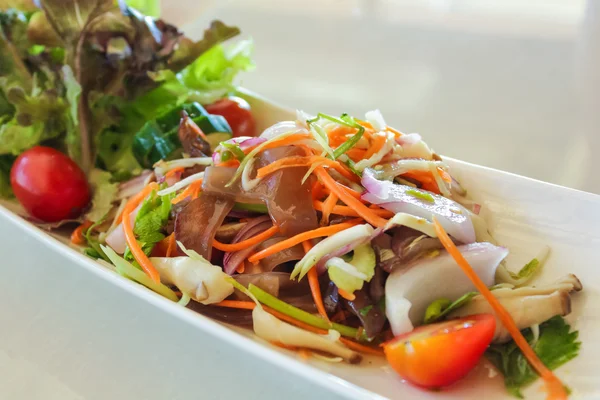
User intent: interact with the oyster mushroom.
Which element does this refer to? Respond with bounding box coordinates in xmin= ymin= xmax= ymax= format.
xmin=150 ymin=256 xmax=234 ymax=304
xmin=449 ymin=274 xmax=582 ymax=343
xmin=385 ymin=242 xmax=508 ymax=335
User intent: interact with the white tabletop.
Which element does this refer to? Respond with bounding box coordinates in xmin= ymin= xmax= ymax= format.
xmin=2 ymin=2 xmax=599 ymax=400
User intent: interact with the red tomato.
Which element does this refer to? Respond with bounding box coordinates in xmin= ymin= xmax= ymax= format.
xmin=10 ymin=146 xmax=91 ymax=222
xmin=383 ymin=314 xmax=496 ymax=388
xmin=205 ymin=96 xmax=257 ymax=137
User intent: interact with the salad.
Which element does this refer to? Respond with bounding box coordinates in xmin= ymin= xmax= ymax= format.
xmin=0 ymin=2 xmax=582 ymax=400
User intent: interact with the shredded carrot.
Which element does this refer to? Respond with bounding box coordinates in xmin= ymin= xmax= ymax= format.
xmin=236 ymin=262 xmax=246 ymax=273
xmin=216 ymin=159 xmax=240 ymax=168
xmin=432 ymin=218 xmax=567 ymax=400
xmin=345 ymin=147 xmax=367 ymax=162
xmin=303 ymin=241 xmax=330 ymax=322
xmin=262 ymin=133 xmax=312 ymax=150
xmin=164 ymin=167 xmax=185 ymax=179
xmin=386 ymin=126 xmax=403 ymax=138
xmin=171 ymin=185 xmax=193 ymax=204
xmin=338 ymin=288 xmax=356 ymax=301
xmin=311 ymin=180 xmax=327 ymax=201
xmin=166 ymin=233 xmax=176 ymax=257
xmin=122 ymin=182 xmax=161 ymax=283
xmin=256 ymin=155 xmax=358 ymax=183
xmin=271 ymin=341 xmax=299 ymax=351
xmin=320 ymin=192 xmax=338 ymax=226
xmin=214 ymin=300 xmax=255 ymax=310
xmin=71 ymin=220 xmax=92 ymax=245
xmin=363 ymin=134 xmax=386 ymax=159
xmin=212 ymin=225 xmax=279 ymax=252
xmin=316 ymin=167 xmax=388 ymax=228
xmin=335 ymin=182 xmax=364 ymax=201
xmin=313 ymin=200 xmax=393 ymax=218
xmin=339 ymin=337 xmax=384 ymax=356
xmin=248 ymin=219 xmax=362 ymax=264
xmin=401 ymin=171 xmax=440 ymax=194
xmin=355 ymin=119 xmax=374 ymax=130
xmin=171 ymin=179 xmax=203 ymax=204
xmin=190 ymin=179 xmax=202 ymax=199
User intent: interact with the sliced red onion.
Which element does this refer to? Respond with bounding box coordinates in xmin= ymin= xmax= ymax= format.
xmin=175 ymin=194 xmax=234 ymax=260
xmin=105 ymin=203 xmax=142 ymax=254
xmin=361 ymin=168 xmax=475 ymax=244
xmin=223 ymin=216 xmax=272 ymax=275
xmin=117 ymin=170 xmax=152 ymax=200
xmin=374 ymin=159 xmax=443 ymax=181
xmin=386 ymin=242 xmax=508 ymax=335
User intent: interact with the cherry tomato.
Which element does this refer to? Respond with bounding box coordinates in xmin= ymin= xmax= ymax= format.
xmin=11 ymin=146 xmax=91 ymax=222
xmin=383 ymin=314 xmax=496 ymax=388
xmin=205 ymin=96 xmax=257 ymax=137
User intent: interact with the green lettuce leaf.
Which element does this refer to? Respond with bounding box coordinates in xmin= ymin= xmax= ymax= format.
xmin=486 ymin=316 xmax=580 ymax=398
xmin=84 ymin=168 xmax=118 ymax=222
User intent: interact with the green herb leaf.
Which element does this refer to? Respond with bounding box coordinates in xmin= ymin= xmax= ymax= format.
xmin=486 ymin=316 xmax=580 ymax=398
xmin=423 ymin=292 xmax=478 ymax=324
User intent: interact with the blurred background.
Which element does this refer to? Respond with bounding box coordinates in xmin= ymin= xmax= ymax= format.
xmin=164 ymin=0 xmax=599 ymax=194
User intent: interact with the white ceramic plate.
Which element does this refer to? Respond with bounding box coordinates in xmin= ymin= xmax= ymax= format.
xmin=1 ymin=90 xmax=599 ymax=400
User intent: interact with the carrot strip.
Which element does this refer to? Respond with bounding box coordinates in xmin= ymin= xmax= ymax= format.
xmin=214 ymin=300 xmax=255 ymax=310
xmin=320 ymin=192 xmax=338 ymax=226
xmin=212 ymin=225 xmax=279 ymax=252
xmin=338 ymin=288 xmax=356 ymax=301
xmin=339 ymin=337 xmax=384 ymax=356
xmin=262 ymin=133 xmax=312 ymax=150
xmin=217 ymin=159 xmax=240 ymax=168
xmin=432 ymin=218 xmax=567 ymax=400
xmin=298 ymin=349 xmax=312 ymax=360
xmin=363 ymin=134 xmax=386 ymax=160
xmin=313 ymin=201 xmax=393 ymax=218
xmin=172 ymin=179 xmax=203 ymax=204
xmin=345 ymin=148 xmax=367 ymax=162
xmin=303 ymin=241 xmax=330 ymax=322
xmin=271 ymin=341 xmax=299 ymax=351
xmin=316 ymin=167 xmax=388 ymax=228
xmin=311 ymin=180 xmax=326 ymax=201
xmin=248 ymin=219 xmax=362 ymax=264
xmin=166 ymin=233 xmax=176 ymax=257
xmin=335 ymin=182 xmax=364 ymax=200
xmin=164 ymin=167 xmax=185 ymax=179
xmin=122 ymin=182 xmax=161 ymax=283
xmin=71 ymin=220 xmax=92 ymax=245
xmin=386 ymin=126 xmax=403 ymax=138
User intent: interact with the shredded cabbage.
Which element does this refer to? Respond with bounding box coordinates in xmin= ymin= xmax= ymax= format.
xmin=327 ymin=243 xmax=376 ymax=294
xmin=154 ymin=157 xmax=213 ymax=176
xmin=157 ymin=171 xmax=204 ymax=196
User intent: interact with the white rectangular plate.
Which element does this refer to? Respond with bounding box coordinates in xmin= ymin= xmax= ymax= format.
xmin=1 ymin=90 xmax=599 ymax=400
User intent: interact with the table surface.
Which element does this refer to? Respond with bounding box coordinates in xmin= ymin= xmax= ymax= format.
xmin=2 ymin=1 xmax=600 ymax=400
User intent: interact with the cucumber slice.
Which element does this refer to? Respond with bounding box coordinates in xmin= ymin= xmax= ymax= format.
xmin=205 ymin=132 xmax=233 ymax=150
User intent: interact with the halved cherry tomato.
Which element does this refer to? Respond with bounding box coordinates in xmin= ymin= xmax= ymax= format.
xmin=10 ymin=146 xmax=91 ymax=222
xmin=205 ymin=96 xmax=256 ymax=137
xmin=383 ymin=314 xmax=496 ymax=388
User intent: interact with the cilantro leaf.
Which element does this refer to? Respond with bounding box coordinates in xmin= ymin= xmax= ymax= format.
xmin=486 ymin=316 xmax=580 ymax=398
xmin=122 ymin=188 xmax=174 ymax=261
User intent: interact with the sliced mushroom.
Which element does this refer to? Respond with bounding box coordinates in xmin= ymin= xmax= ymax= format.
xmin=385 ymin=242 xmax=508 ymax=335
xmin=150 ymin=256 xmax=234 ymax=304
xmin=448 ymin=274 xmax=582 ymax=343
xmin=252 ymin=306 xmax=361 ymax=363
